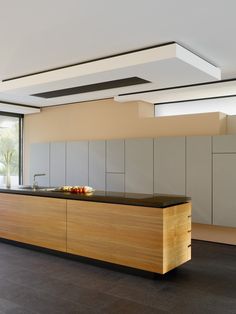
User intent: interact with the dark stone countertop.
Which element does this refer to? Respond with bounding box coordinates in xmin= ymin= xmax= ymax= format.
xmin=0 ymin=187 xmax=190 ymax=208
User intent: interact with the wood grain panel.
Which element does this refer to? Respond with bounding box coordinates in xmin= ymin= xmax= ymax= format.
xmin=0 ymin=193 xmax=67 ymax=251
xmin=0 ymin=193 xmax=191 ymax=274
xmin=67 ymin=200 xmax=164 ymax=273
xmin=163 ymin=203 xmax=191 ymax=273
xmin=67 ymin=200 xmax=191 ymax=274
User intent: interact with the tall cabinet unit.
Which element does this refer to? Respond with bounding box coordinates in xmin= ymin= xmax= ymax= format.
xmin=50 ymin=142 xmax=66 ymax=187
xmin=28 ymin=134 xmax=236 ymax=231
xmin=125 ymin=139 xmax=153 ymax=194
xmin=186 ymin=136 xmax=212 ymax=224
xmin=106 ymin=140 xmax=125 ymax=192
xmin=29 ymin=143 xmax=50 ymax=186
xmin=66 ymin=141 xmax=89 ymax=186
xmin=154 ymin=137 xmax=185 ymax=195
xmin=89 ymin=140 xmax=106 ymax=191
xmin=213 ymin=135 xmax=236 ymax=228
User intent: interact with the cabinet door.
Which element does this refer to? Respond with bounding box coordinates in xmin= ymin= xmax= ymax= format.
xmin=0 ymin=194 xmax=67 ymax=251
xmin=125 ymin=139 xmax=153 ymax=194
xmin=154 ymin=137 xmax=185 ymax=195
xmin=213 ymin=154 xmax=236 ymax=227
xmin=29 ymin=143 xmax=50 ymax=186
xmin=213 ymin=134 xmax=236 ymax=153
xmin=106 ymin=173 xmax=125 ymax=192
xmin=89 ymin=141 xmax=106 ymax=190
xmin=67 ymin=200 xmax=164 ymax=273
xmin=186 ymin=136 xmax=212 ymax=224
xmin=106 ymin=139 xmax=124 ymax=173
xmin=50 ymin=142 xmax=66 ymax=187
xmin=66 ymin=141 xmax=89 ymax=186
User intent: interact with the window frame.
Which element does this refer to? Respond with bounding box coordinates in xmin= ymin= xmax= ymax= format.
xmin=0 ymin=111 xmax=23 ymax=185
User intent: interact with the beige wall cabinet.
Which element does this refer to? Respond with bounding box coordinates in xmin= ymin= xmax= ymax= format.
xmin=154 ymin=137 xmax=186 ymax=195
xmin=28 ymin=134 xmax=236 ymax=230
xmin=213 ymin=134 xmax=236 ymax=153
xmin=88 ymin=140 xmax=106 ymax=190
xmin=29 ymin=143 xmax=50 ymax=186
xmin=50 ymin=142 xmax=66 ymax=187
xmin=212 ymin=134 xmax=236 ymax=228
xmin=213 ymin=154 xmax=236 ymax=228
xmin=66 ymin=141 xmax=89 ymax=186
xmin=106 ymin=139 xmax=124 ymax=173
xmin=186 ymin=136 xmax=212 ymax=224
xmin=106 ymin=139 xmax=125 ymax=192
xmin=125 ymin=138 xmax=153 ymax=194
xmin=106 ymin=173 xmax=125 ymax=192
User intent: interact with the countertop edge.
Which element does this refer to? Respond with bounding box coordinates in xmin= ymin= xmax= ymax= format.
xmin=0 ymin=188 xmax=191 ymax=208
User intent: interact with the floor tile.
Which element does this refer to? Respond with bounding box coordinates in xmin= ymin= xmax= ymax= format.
xmin=103 ymin=299 xmax=167 ymax=314
xmin=0 ymin=240 xmax=235 ymax=314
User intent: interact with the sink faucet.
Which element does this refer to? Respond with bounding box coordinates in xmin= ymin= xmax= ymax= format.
xmin=33 ymin=173 xmax=46 ymax=190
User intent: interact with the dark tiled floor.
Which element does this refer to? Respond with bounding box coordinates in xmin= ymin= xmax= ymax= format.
xmin=0 ymin=240 xmax=235 ymax=314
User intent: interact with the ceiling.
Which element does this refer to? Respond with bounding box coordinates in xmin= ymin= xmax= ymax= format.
xmin=0 ymin=43 xmax=220 ymax=108
xmin=0 ymin=0 xmax=235 ymax=113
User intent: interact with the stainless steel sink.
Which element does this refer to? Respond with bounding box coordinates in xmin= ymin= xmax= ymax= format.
xmin=38 ymin=187 xmax=57 ymax=192
xmin=19 ymin=185 xmax=35 ymax=190
xmin=19 ymin=186 xmax=56 ymax=191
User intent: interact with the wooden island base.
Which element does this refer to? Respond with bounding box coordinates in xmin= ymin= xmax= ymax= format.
xmin=0 ymin=193 xmax=191 ymax=274
xmin=67 ymin=201 xmax=191 ymax=274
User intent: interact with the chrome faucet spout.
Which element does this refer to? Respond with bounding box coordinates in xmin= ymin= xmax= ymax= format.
xmin=33 ymin=173 xmax=46 ymax=189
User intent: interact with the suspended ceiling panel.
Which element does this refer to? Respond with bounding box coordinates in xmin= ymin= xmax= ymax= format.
xmin=0 ymin=43 xmax=220 ymax=108
xmin=0 ymin=102 xmax=40 ymax=114
xmin=115 ymin=79 xmax=236 ymax=104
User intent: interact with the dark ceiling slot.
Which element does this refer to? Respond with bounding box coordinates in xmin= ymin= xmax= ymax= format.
xmin=31 ymin=77 xmax=150 ymax=99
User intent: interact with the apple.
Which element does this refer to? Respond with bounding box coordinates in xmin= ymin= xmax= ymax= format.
xmin=70 ymin=187 xmax=78 ymax=194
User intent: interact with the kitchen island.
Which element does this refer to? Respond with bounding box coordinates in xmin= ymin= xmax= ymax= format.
xmin=0 ymin=188 xmax=191 ymax=274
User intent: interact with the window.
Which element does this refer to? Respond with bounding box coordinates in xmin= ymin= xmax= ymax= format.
xmin=0 ymin=113 xmax=23 ymax=187
xmin=155 ymin=96 xmax=236 ymax=117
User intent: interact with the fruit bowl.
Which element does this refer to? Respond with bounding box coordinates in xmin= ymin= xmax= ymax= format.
xmin=59 ymin=186 xmax=95 ymax=194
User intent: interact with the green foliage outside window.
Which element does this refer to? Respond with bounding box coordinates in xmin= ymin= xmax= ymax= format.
xmin=0 ymin=123 xmax=19 ymax=177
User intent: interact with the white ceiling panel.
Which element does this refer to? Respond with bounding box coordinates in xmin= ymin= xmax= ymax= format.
xmin=0 ymin=103 xmax=40 ymax=114
xmin=115 ymin=80 xmax=236 ymax=104
xmin=0 ymin=43 xmax=220 ymax=107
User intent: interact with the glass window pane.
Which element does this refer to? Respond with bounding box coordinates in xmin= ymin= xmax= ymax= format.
xmin=0 ymin=115 xmax=21 ymax=187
